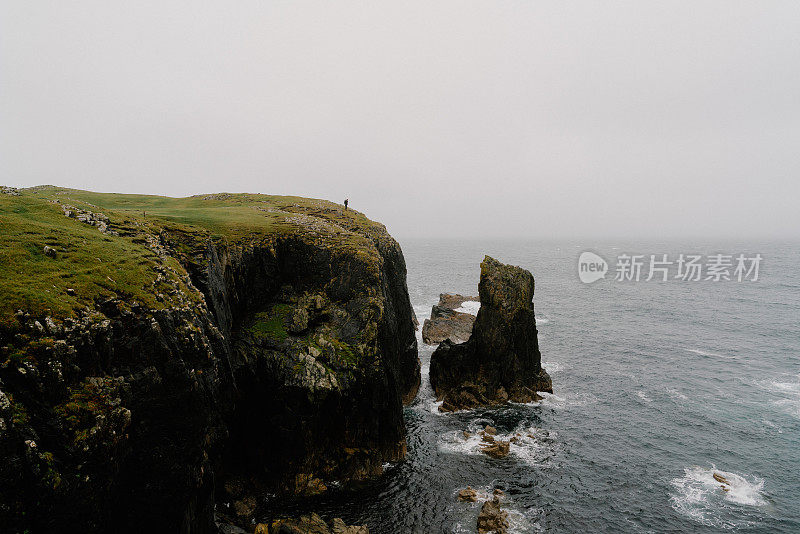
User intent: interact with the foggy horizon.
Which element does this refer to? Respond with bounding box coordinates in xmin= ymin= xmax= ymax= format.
xmin=2 ymin=1 xmax=799 ymax=240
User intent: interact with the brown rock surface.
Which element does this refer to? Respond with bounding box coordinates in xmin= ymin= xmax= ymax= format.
xmin=481 ymin=439 xmax=510 ymax=459
xmin=421 ymin=293 xmax=479 ymax=344
xmin=477 ymin=495 xmax=509 ymax=534
xmin=457 ymin=486 xmax=479 ymax=502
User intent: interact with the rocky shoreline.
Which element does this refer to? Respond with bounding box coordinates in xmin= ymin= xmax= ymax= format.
xmin=0 ymin=188 xmax=556 ymax=533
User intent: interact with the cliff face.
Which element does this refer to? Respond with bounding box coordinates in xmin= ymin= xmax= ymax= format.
xmin=0 ymin=187 xmax=419 ymax=532
xmin=191 ymin=231 xmax=419 ymax=502
xmin=429 ymin=256 xmax=551 ymax=411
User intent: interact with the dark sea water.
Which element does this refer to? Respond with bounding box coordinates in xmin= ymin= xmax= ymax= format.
xmin=271 ymin=239 xmax=800 ymax=533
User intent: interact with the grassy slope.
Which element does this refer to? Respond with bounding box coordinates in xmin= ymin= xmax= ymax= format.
xmin=0 ymin=186 xmax=382 ymax=325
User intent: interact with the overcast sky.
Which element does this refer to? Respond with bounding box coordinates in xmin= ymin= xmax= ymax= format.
xmin=2 ymin=2 xmax=799 ymax=239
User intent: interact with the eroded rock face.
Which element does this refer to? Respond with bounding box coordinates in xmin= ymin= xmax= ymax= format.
xmin=421 ymin=294 xmax=479 ymax=345
xmin=0 ymin=302 xmax=227 ymax=533
xmin=0 ymin=196 xmax=419 ymax=533
xmin=199 ymin=233 xmax=419 ymax=505
xmin=430 ymin=256 xmax=552 ymax=411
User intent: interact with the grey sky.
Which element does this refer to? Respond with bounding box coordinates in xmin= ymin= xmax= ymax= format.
xmin=2 ymin=1 xmax=799 ymax=239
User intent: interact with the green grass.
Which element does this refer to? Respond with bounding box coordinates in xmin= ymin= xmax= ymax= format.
xmin=247 ymin=304 xmax=292 ymax=343
xmin=0 ymin=192 xmax=171 ymax=323
xmin=0 ymin=186 xmax=386 ymax=325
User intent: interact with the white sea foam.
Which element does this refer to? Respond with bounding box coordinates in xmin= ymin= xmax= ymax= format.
xmin=427 ymin=399 xmax=446 ymax=415
xmin=773 ymin=398 xmax=800 ymax=418
xmin=438 ymin=423 xmax=554 ymax=467
xmin=665 ymin=387 xmax=688 ymax=401
xmin=438 ymin=428 xmax=490 ymax=458
xmin=541 ymin=361 xmax=562 ymax=373
xmin=636 ymin=390 xmax=652 ymax=403
xmin=454 ymin=300 xmax=481 ymax=315
xmin=535 ymin=315 xmax=550 ymax=325
xmin=771 ymin=379 xmax=800 ymax=393
xmin=686 ymin=348 xmax=732 ymax=359
xmin=532 ymin=391 xmax=595 ymax=410
xmin=670 ymin=466 xmax=767 ymax=528
xmin=763 ymin=374 xmax=800 ymax=418
xmin=508 ymin=426 xmax=555 ymax=468
xmin=761 ymin=419 xmax=783 ymax=433
xmin=413 ymin=304 xmax=432 ymax=322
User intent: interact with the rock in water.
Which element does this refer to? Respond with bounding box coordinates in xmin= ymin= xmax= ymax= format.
xmin=713 ymin=472 xmax=732 ymax=489
xmin=421 ymin=293 xmax=479 ymax=344
xmin=477 ymin=495 xmax=509 ymax=534
xmin=256 ymin=514 xmax=368 ymax=534
xmin=457 ymin=486 xmax=479 ymax=502
xmin=481 ymin=439 xmax=510 ymax=459
xmin=430 ymin=256 xmax=552 ymax=410
xmin=331 ymin=517 xmax=370 ymax=534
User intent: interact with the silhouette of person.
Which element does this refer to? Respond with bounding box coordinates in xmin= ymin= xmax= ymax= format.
xmin=344 ymin=198 xmax=349 ymax=210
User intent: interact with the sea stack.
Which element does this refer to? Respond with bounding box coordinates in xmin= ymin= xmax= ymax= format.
xmin=429 ymin=256 xmax=552 ymax=411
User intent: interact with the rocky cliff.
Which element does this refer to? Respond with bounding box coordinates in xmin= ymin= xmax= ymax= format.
xmin=0 ymin=187 xmax=419 ymax=533
xmin=429 ymin=256 xmax=551 ymax=411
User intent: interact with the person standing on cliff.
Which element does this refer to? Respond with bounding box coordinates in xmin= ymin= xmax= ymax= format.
xmin=344 ymin=198 xmax=349 ymax=211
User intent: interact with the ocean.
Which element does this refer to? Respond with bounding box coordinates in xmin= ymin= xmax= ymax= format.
xmin=268 ymin=239 xmax=800 ymax=533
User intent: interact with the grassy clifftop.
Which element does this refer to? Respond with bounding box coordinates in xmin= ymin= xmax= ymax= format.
xmin=0 ymin=186 xmax=385 ymax=324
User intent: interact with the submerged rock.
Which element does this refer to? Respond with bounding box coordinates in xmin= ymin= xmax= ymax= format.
xmin=713 ymin=472 xmax=732 ymax=491
xmin=430 ymin=256 xmax=552 ymax=411
xmin=421 ymin=293 xmax=479 ymax=344
xmin=713 ymin=472 xmax=730 ymax=485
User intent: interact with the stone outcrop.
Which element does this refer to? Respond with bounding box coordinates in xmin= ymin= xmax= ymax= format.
xmin=477 ymin=490 xmax=509 ymax=534
xmin=255 ymin=513 xmax=368 ymax=534
xmin=481 ymin=438 xmax=510 ymax=459
xmin=478 ymin=425 xmax=510 ymax=459
xmin=430 ymin=256 xmax=552 ymax=411
xmin=457 ymin=486 xmax=478 ymax=502
xmin=0 ymin=188 xmax=419 ymax=533
xmin=59 ymin=203 xmax=119 ymax=235
xmin=421 ymin=294 xmax=479 ymax=345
